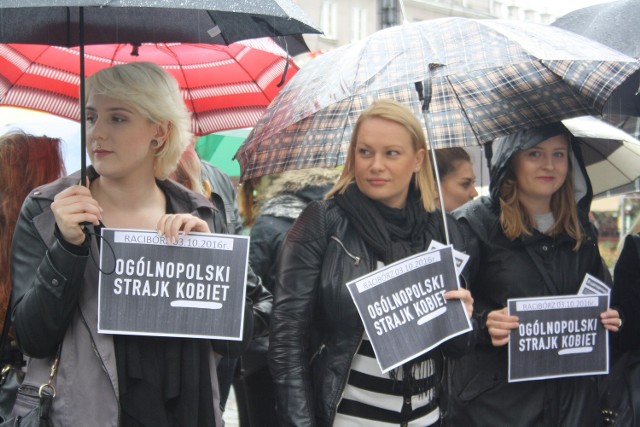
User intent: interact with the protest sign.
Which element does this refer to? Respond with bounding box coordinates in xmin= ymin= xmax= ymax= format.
xmin=507 ymin=294 xmax=609 ymax=382
xmin=427 ymin=240 xmax=469 ymax=275
xmin=98 ymin=228 xmax=249 ymax=340
xmin=346 ymin=246 xmax=471 ymax=373
xmin=577 ymin=273 xmax=611 ymax=296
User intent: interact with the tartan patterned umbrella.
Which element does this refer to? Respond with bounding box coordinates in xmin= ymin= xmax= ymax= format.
xmin=236 ymin=17 xmax=640 ymax=182
xmin=0 ymin=39 xmax=298 ymax=135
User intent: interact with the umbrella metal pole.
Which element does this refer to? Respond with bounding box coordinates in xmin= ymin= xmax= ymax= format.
xmin=424 ymin=112 xmax=451 ymax=245
xmin=79 ymin=6 xmax=87 ymax=186
xmin=415 ymin=80 xmax=450 ymax=245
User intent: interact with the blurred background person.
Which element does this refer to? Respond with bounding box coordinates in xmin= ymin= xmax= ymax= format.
xmin=0 ymin=131 xmax=66 ymax=421
xmin=613 ymin=214 xmax=640 ymax=354
xmin=171 ymin=141 xmax=245 ymax=416
xmin=0 ymin=131 xmax=67 ymax=331
xmin=235 ymin=167 xmax=340 ymax=427
xmin=433 ymin=147 xmax=478 ymax=212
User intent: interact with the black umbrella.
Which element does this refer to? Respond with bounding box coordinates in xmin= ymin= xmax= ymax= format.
xmin=0 ymin=0 xmax=322 ymax=182
xmin=551 ymin=0 xmax=639 ymax=59
xmin=0 ymin=1 xmax=321 ymax=46
xmin=552 ymin=0 xmax=640 ymax=135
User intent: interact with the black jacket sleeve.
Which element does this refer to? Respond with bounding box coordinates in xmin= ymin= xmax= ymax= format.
xmin=10 ymin=197 xmax=87 ymax=358
xmin=269 ymin=202 xmax=328 ymax=427
xmin=613 ymin=234 xmax=640 ymax=353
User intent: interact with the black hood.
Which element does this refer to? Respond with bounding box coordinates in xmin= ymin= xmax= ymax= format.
xmin=486 ymin=122 xmax=593 ymax=217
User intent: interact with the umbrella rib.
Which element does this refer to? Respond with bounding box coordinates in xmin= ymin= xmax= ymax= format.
xmin=442 ymin=76 xmax=484 ymax=146
xmin=233 ymin=43 xmax=291 ymax=103
xmin=164 ymin=43 xmax=199 ymax=133
xmin=585 ymin=139 xmax=639 ymax=181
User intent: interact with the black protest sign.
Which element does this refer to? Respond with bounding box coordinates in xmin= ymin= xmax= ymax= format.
xmin=98 ymin=228 xmax=249 ymax=340
xmin=346 ymin=246 xmax=472 ymax=373
xmin=508 ymin=294 xmax=609 ymax=382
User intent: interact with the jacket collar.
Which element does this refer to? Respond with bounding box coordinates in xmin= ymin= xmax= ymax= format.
xmin=32 ymin=166 xmax=213 ymax=214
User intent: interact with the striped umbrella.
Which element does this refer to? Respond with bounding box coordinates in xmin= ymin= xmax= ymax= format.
xmin=0 ymin=38 xmax=299 ymax=135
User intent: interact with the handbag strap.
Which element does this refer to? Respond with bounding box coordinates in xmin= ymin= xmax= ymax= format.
xmin=38 ymin=345 xmax=62 ymax=399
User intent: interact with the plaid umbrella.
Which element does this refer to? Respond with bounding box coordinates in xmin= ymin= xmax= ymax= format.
xmin=235 ymin=17 xmax=640 ymax=182
xmin=0 ymin=39 xmax=298 ymax=135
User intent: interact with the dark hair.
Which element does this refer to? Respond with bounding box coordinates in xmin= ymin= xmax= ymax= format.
xmin=433 ymin=147 xmax=471 ymax=179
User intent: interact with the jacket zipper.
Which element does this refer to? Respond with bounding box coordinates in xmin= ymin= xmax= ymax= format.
xmin=330 ymin=236 xmax=361 ymax=265
xmin=309 ymin=343 xmax=326 ymax=365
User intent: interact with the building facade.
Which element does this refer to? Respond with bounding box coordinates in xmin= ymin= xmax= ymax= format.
xmin=293 ymin=0 xmax=559 ymax=59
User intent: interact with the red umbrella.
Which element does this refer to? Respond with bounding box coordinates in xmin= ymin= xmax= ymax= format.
xmin=0 ymin=38 xmax=299 ymax=135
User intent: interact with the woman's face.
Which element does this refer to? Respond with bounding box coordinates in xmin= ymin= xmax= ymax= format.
xmin=86 ymin=94 xmax=160 ymax=179
xmin=439 ymin=160 xmax=478 ymax=212
xmin=353 ymin=117 xmax=425 ymax=209
xmin=513 ymin=134 xmax=569 ymax=213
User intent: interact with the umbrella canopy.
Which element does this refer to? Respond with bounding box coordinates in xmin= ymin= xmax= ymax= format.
xmin=235 ymin=17 xmax=640 ymax=182
xmin=0 ymin=39 xmax=299 ymax=135
xmin=195 ymin=127 xmax=251 ymax=177
xmin=552 ymin=0 xmax=640 ymax=137
xmin=551 ymin=0 xmax=640 ymax=59
xmin=0 ymin=0 xmax=321 ymax=182
xmin=562 ymin=115 xmax=640 ymax=197
xmin=0 ymin=0 xmax=322 ymax=46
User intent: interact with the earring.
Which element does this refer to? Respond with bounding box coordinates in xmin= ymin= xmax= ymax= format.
xmin=151 ymin=139 xmax=159 ymax=147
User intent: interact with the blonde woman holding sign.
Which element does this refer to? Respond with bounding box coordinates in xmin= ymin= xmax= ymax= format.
xmin=269 ymin=99 xmax=474 ymax=427
xmin=9 ymin=62 xmax=271 ymax=426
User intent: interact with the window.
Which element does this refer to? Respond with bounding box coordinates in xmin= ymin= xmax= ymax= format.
xmin=351 ymin=7 xmax=368 ymax=42
xmin=321 ymin=0 xmax=338 ymax=40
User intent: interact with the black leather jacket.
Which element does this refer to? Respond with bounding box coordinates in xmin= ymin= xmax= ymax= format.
xmin=11 ymin=168 xmax=272 ymax=358
xmin=9 ymin=168 xmax=272 ymax=425
xmin=268 ymin=199 xmax=475 ymax=427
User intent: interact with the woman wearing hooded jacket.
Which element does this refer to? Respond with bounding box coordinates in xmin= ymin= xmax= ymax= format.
xmin=268 ymin=99 xmax=475 ymax=427
xmin=9 ymin=62 xmax=271 ymax=426
xmin=447 ymin=123 xmax=621 ymax=426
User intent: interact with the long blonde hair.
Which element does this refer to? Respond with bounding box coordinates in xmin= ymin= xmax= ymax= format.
xmin=325 ymin=99 xmax=436 ymax=211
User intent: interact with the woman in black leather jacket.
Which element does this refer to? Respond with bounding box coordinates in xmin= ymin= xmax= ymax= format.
xmin=10 ymin=62 xmax=271 ymax=427
xmin=268 ymin=99 xmax=475 ymax=427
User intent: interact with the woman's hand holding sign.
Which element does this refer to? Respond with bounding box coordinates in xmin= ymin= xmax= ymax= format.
xmin=486 ymin=307 xmax=519 ymax=347
xmin=445 ymin=289 xmax=474 ymax=319
xmin=600 ymin=308 xmax=622 ymax=333
xmin=157 ymin=213 xmax=210 ymax=244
